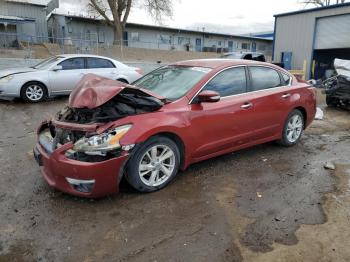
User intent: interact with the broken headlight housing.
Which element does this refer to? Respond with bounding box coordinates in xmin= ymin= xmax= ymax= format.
xmin=73 ymin=124 xmax=132 ymax=155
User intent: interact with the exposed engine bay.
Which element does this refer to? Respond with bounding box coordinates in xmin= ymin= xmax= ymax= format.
xmin=37 ymin=74 xmax=165 ymax=162
xmin=56 ymin=88 xmax=164 ymax=124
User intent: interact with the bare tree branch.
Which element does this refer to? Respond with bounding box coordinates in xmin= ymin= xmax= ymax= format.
xmin=89 ymin=0 xmax=113 ymax=26
xmin=89 ymin=0 xmax=174 ymax=43
xmin=299 ymin=0 xmax=347 ymax=6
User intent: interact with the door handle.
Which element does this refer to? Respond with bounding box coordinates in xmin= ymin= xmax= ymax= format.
xmin=241 ymin=102 xmax=253 ymax=109
xmin=281 ymin=93 xmax=291 ymax=99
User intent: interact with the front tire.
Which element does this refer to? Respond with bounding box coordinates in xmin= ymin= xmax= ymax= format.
xmin=20 ymin=82 xmax=47 ymax=103
xmin=125 ymin=136 xmax=180 ymax=192
xmin=278 ymin=109 xmax=304 ymax=147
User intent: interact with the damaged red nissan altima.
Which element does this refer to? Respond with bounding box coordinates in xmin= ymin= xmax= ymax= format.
xmin=33 ymin=59 xmax=316 ymax=198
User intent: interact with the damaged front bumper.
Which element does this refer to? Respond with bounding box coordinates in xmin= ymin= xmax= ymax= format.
xmin=34 ymin=124 xmax=129 ymax=198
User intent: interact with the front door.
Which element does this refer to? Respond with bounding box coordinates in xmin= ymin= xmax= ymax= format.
xmin=195 ymin=38 xmax=202 ymax=52
xmin=228 ymin=41 xmax=234 ymax=52
xmin=282 ymin=52 xmax=293 ymax=70
xmin=49 ymin=57 xmax=86 ymax=94
xmin=189 ymin=66 xmax=255 ymax=159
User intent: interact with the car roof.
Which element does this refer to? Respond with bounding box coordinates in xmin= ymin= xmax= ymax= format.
xmin=171 ymin=59 xmax=270 ymax=69
xmin=56 ymin=54 xmax=115 ymax=60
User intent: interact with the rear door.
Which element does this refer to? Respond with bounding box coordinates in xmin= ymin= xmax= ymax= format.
xmin=48 ymin=57 xmax=85 ymax=94
xmin=85 ymin=57 xmax=118 ymax=79
xmin=189 ymin=66 xmax=256 ymax=159
xmin=246 ymin=66 xmax=295 ymax=142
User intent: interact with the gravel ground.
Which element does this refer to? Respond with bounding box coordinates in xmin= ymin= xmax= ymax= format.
xmin=0 ymin=91 xmax=349 ymax=262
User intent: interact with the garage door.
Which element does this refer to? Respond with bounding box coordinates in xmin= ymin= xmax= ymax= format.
xmin=314 ymin=14 xmax=350 ymax=50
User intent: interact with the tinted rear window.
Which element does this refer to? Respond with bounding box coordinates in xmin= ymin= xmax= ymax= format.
xmin=249 ymin=66 xmax=281 ymax=91
xmin=87 ymin=58 xmax=115 ymax=69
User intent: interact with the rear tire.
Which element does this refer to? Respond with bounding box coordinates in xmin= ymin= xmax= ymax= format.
xmin=278 ymin=109 xmax=304 ymax=147
xmin=125 ymin=136 xmax=180 ymax=192
xmin=20 ymin=82 xmax=47 ymax=103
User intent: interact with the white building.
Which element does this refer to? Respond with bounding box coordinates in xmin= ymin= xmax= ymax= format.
xmin=48 ymin=12 xmax=273 ymax=55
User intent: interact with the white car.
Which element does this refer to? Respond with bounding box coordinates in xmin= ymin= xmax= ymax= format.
xmin=0 ymin=54 xmax=143 ymax=102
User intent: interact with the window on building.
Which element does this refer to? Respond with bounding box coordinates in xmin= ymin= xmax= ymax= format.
xmin=178 ymin=37 xmax=190 ymax=45
xmin=130 ymin=32 xmax=139 ymax=42
xmin=59 ymin=58 xmax=85 ymax=70
xmin=158 ymin=34 xmax=171 ymax=44
xmin=67 ymin=25 xmax=72 ymax=33
xmin=249 ymin=66 xmax=281 ymax=91
xmin=241 ymin=43 xmax=250 ymax=50
xmin=218 ymin=41 xmax=222 ymax=46
xmin=202 ymin=67 xmax=247 ymax=97
xmin=87 ymin=58 xmax=115 ymax=69
xmin=98 ymin=31 xmax=105 ymax=43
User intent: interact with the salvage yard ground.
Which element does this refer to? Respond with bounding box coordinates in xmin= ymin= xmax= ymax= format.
xmin=0 ymin=91 xmax=349 ymax=261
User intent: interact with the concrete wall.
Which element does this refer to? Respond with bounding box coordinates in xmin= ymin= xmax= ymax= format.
xmin=0 ymin=1 xmax=48 ymax=40
xmin=274 ymin=5 xmax=350 ymax=78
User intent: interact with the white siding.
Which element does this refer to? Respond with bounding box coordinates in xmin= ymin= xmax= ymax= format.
xmin=274 ymin=5 xmax=350 ymax=78
xmin=315 ymin=14 xmax=350 ymax=49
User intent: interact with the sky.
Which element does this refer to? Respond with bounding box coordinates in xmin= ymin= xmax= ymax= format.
xmin=58 ymin=0 xmax=305 ymax=34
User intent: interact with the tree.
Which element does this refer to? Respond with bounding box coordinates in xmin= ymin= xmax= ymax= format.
xmin=89 ymin=0 xmax=173 ymax=45
xmin=299 ymin=0 xmax=347 ymax=7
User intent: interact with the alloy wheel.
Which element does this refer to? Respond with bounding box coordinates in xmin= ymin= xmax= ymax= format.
xmin=138 ymin=145 xmax=176 ymax=187
xmin=286 ymin=114 xmax=303 ymax=143
xmin=26 ymin=84 xmax=44 ymax=101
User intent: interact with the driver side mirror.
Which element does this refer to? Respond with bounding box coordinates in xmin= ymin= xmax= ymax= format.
xmin=197 ymin=90 xmax=220 ymax=103
xmin=52 ymin=65 xmax=63 ymax=71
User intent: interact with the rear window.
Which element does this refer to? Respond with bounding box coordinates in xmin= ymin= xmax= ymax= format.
xmin=87 ymin=58 xmax=115 ymax=69
xmin=281 ymin=72 xmax=291 ymax=86
xmin=249 ymin=66 xmax=281 ymax=91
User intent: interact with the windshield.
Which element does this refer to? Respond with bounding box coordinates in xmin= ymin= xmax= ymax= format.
xmin=133 ymin=66 xmax=210 ymax=100
xmin=32 ymin=56 xmax=63 ymax=70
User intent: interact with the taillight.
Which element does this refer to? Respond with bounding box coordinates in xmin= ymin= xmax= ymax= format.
xmin=135 ymin=68 xmax=143 ymax=75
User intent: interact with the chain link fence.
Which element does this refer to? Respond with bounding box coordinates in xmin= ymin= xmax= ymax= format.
xmin=0 ymin=32 xmax=272 ymax=61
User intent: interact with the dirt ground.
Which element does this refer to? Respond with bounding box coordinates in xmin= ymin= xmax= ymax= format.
xmin=0 ymin=91 xmax=349 ymax=262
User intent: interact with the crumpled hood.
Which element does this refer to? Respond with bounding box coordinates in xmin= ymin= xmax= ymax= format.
xmin=69 ymin=74 xmax=166 ymax=109
xmin=0 ymin=67 xmax=36 ymax=78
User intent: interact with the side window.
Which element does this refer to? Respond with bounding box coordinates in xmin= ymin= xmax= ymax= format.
xmin=249 ymin=66 xmax=281 ymax=91
xmin=281 ymin=72 xmax=291 ymax=86
xmin=87 ymin=58 xmax=115 ymax=69
xmin=59 ymin=58 xmax=85 ymax=70
xmin=202 ymin=67 xmax=247 ymax=97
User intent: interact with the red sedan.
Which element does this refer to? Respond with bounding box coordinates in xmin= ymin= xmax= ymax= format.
xmin=34 ymin=59 xmax=316 ymax=198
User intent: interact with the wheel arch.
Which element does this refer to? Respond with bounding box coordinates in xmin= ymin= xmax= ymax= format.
xmin=293 ymin=106 xmax=307 ymax=129
xmin=116 ymin=77 xmax=129 ymax=84
xmin=21 ymin=80 xmax=48 ymax=94
xmin=148 ymin=132 xmax=186 ymax=170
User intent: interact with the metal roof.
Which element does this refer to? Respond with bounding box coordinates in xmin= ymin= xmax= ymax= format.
xmin=49 ymin=10 xmax=272 ymax=42
xmin=0 ymin=14 xmax=35 ymax=23
xmin=274 ymin=2 xmax=350 ymax=17
xmin=6 ymin=0 xmax=47 ymax=7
